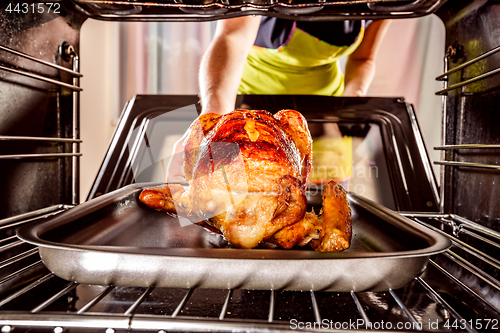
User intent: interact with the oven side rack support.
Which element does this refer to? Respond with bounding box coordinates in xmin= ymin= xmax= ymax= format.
xmin=0 ymin=45 xmax=82 ymax=91
xmin=435 ymin=42 xmax=500 ymax=215
xmin=433 ymin=144 xmax=500 ymax=171
xmin=435 ymin=44 xmax=500 ymax=95
xmin=0 ymin=43 xmax=82 ymax=205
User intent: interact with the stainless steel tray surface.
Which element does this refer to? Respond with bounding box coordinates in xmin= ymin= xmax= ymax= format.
xmin=17 ymin=183 xmax=451 ymax=292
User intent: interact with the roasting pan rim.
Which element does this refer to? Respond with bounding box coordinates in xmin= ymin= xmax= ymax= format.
xmin=15 ymin=183 xmax=451 ymax=291
xmin=16 ymin=183 xmax=451 ymax=260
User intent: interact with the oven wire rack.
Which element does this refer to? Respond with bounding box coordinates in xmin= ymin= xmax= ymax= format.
xmin=0 ymin=208 xmax=498 ymax=332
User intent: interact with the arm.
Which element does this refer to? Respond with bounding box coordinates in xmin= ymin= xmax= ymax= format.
xmin=343 ymin=20 xmax=391 ymax=97
xmin=167 ymin=17 xmax=260 ymax=182
xmin=199 ymin=16 xmax=261 ymax=115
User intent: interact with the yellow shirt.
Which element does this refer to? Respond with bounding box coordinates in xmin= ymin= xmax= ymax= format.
xmin=238 ymin=26 xmax=365 ymax=96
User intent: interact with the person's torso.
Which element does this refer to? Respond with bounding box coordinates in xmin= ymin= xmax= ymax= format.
xmin=238 ymin=18 xmax=368 ymax=96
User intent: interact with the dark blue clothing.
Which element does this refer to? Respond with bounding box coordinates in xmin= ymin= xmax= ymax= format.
xmin=254 ymin=17 xmax=370 ymax=49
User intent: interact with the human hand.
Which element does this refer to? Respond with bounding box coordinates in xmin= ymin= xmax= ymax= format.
xmin=342 ymin=87 xmax=366 ymax=97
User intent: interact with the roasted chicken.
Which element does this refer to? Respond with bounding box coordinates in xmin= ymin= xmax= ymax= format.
xmin=139 ymin=109 xmax=351 ymax=252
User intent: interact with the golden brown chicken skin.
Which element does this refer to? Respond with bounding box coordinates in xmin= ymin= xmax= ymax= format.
xmin=274 ymin=109 xmax=313 ymax=186
xmin=139 ymin=109 xmax=351 ymax=251
xmin=183 ymin=113 xmax=222 ymax=182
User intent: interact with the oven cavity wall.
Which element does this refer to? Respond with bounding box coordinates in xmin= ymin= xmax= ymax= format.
xmin=0 ymin=2 xmax=86 ymax=219
xmin=436 ymin=0 xmax=500 ymax=234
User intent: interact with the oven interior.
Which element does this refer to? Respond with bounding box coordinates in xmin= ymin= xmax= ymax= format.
xmin=0 ymin=0 xmax=499 ymax=331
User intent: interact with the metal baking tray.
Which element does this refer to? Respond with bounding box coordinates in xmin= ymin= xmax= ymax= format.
xmin=17 ymin=183 xmax=451 ymax=292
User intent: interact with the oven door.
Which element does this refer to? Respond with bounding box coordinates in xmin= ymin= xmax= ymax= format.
xmin=89 ymin=94 xmax=439 ymax=212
